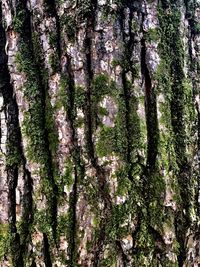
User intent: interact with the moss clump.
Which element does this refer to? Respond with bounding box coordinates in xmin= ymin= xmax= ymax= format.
xmin=0 ymin=224 xmax=9 ymax=260
xmin=156 ymin=4 xmax=185 ymax=168
xmin=33 ymin=209 xmax=55 ymax=257
xmin=111 ymin=59 xmax=121 ymax=68
xmin=91 ymin=75 xmax=117 ymax=127
xmin=157 ymin=2 xmax=195 ymax=174
xmin=60 ymin=14 xmax=76 ymax=42
xmin=155 ymin=3 xmax=196 ymax=263
xmin=77 ymin=0 xmax=93 ymax=20
xmin=12 ymin=10 xmax=26 ymax=33
xmin=6 ymin=146 xmax=21 ymax=167
xmin=15 ymin=45 xmax=48 ymax=164
xmin=144 ymin=28 xmax=159 ymax=42
xmin=49 ymin=32 xmax=57 ymax=47
xmin=34 ymin=210 xmax=51 ymax=234
xmin=105 ymin=203 xmax=131 ymax=241
xmin=56 ymin=158 xmax=74 ymax=197
xmin=148 ymin=171 xmax=165 ymax=228
xmin=100 ymin=249 xmax=117 ymax=267
xmin=57 ymin=214 xmax=69 ymax=238
xmin=135 ymin=220 xmax=154 ymax=250
xmin=47 ymin=31 xmax=60 ymax=73
xmin=15 ymin=31 xmax=59 ymax=166
xmin=185 ymin=0 xmax=200 ymax=34
xmin=91 ymin=74 xmax=115 ymax=102
xmin=94 ymin=76 xmax=143 ymax=163
xmin=74 ymin=86 xmax=86 ymax=110
xmin=48 ymin=53 xmax=60 ymax=73
xmin=45 ymin=94 xmax=59 ymax=155
xmin=54 ymin=75 xmax=69 ymax=110
xmin=96 ymin=126 xmax=116 ymax=157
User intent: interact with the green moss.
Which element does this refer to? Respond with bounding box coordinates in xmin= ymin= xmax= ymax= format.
xmin=193 ymin=22 xmax=200 ymax=34
xmin=136 ymin=220 xmax=154 ymax=249
xmin=0 ymin=224 xmax=9 ymax=260
xmin=144 ymin=28 xmax=159 ymax=42
xmin=57 ymin=214 xmax=70 ymax=237
xmin=45 ymin=95 xmax=59 ymax=155
xmin=47 ymin=31 xmax=60 ymax=72
xmin=100 ymin=249 xmax=116 ymax=267
xmin=56 ymin=75 xmax=84 ymax=122
xmin=49 ymin=32 xmax=57 ymax=47
xmin=15 ymin=42 xmax=58 ymax=165
xmin=105 ymin=204 xmax=130 ymax=241
xmin=55 ymin=75 xmax=69 ymax=110
xmin=12 ymin=10 xmax=26 ymax=33
xmin=154 ymin=3 xmax=196 ymax=259
xmin=132 ymin=19 xmax=140 ymax=32
xmin=74 ymin=86 xmax=86 ymax=109
xmin=22 ymin=109 xmax=47 ymax=164
xmin=111 ymin=59 xmax=121 ymax=68
xmin=98 ymin=106 xmax=109 ymax=116
xmin=104 ymin=178 xmax=138 ymax=245
xmin=61 ymin=158 xmax=74 ymax=187
xmin=14 ymin=7 xmax=60 ymax=249
xmin=97 ymin=94 xmax=128 ymax=159
xmin=91 ymin=74 xmax=112 ymax=99
xmin=115 ymin=111 xmax=128 ymax=157
xmin=34 ymin=209 xmax=54 ymax=248
xmin=79 ymin=74 xmax=118 ymax=138
xmin=148 ymin=171 xmax=165 ymax=228
xmin=96 ymin=126 xmax=116 ymax=157
xmin=48 ymin=53 xmax=60 ymax=73
xmin=186 ymin=0 xmax=200 ymax=34
xmin=77 ymin=0 xmax=93 ymax=20
xmin=115 ymin=166 xmax=132 ymax=196
xmin=6 ymin=146 xmax=21 ymax=166
xmin=93 ymin=75 xmax=144 ymax=164
xmin=60 ymin=14 xmax=76 ymax=42
xmin=157 ymin=3 xmax=195 ymax=169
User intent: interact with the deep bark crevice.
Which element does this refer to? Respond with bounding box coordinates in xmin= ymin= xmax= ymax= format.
xmin=140 ymin=36 xmax=158 ymax=172
xmin=64 ymin=54 xmax=85 ymax=266
xmin=67 ymin=166 xmax=78 ymax=266
xmin=43 ymin=233 xmax=52 ymax=267
xmin=82 ymin=3 xmax=113 ymax=265
xmin=118 ymin=4 xmax=135 ymax=181
xmin=44 ymin=0 xmax=62 ymax=60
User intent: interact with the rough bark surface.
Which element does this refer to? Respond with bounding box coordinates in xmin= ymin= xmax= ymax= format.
xmin=0 ymin=0 xmax=199 ymax=266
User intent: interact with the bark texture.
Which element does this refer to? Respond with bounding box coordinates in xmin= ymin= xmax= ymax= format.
xmin=0 ymin=0 xmax=199 ymax=266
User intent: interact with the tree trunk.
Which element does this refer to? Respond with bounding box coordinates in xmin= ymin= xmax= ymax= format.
xmin=0 ymin=0 xmax=199 ymax=266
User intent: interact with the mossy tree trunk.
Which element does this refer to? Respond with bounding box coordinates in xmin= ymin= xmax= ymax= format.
xmin=0 ymin=0 xmax=199 ymax=266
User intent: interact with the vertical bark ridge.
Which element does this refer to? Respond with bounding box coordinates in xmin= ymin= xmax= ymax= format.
xmin=0 ymin=5 xmax=34 ymax=266
xmin=80 ymin=2 xmax=117 ymax=265
xmin=13 ymin=1 xmax=58 ymax=248
xmin=158 ymin=1 xmax=197 ymax=265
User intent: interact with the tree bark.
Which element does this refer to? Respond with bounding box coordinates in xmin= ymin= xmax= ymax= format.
xmin=0 ymin=0 xmax=199 ymax=266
